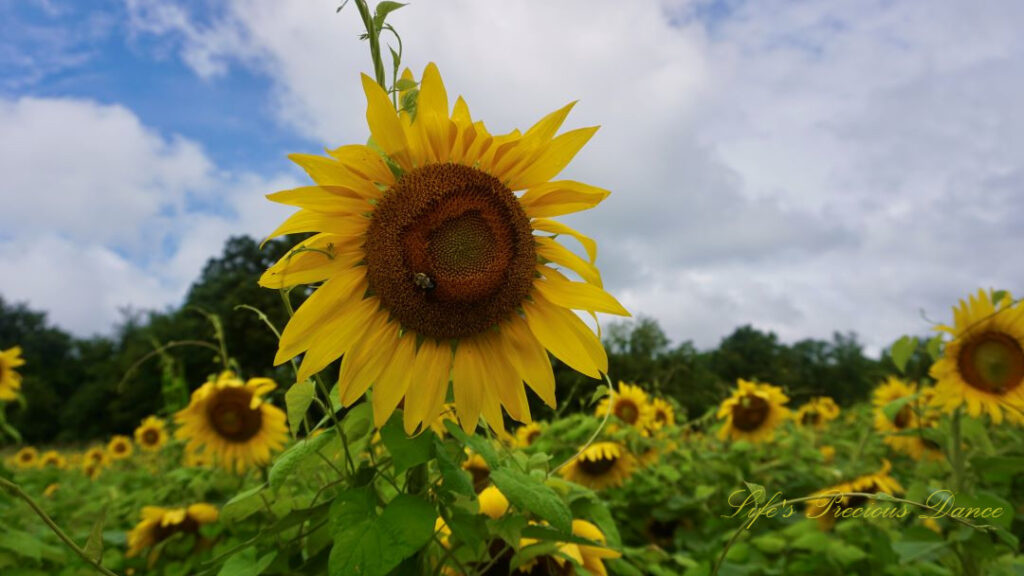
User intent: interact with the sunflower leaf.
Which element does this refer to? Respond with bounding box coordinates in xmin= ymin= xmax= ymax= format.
xmin=222 ymin=484 xmax=268 ymax=524
xmin=890 ymin=335 xmax=917 ymax=374
xmin=491 ymin=468 xmax=572 ymax=535
xmin=443 ymin=419 xmax=500 ymax=468
xmin=285 ymin=379 xmax=316 ymax=437
xmin=83 ymin=505 xmax=106 ymax=563
xmin=328 ymin=490 xmax=434 ymax=576
xmin=373 ymin=2 xmax=406 ymax=31
xmin=218 ymin=548 xmax=277 ymax=576
xmin=926 ymin=334 xmax=944 ymax=361
xmin=882 ymin=394 xmax=918 ymax=424
xmin=380 ymin=411 xmax=435 ymax=474
xmin=269 ymin=429 xmax=336 ymax=491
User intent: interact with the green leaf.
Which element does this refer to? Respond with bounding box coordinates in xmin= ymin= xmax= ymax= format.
xmin=372 ymin=1 xmax=403 ymax=29
xmin=826 ymin=540 xmax=866 ymax=566
xmin=221 ymin=484 xmax=268 ymax=523
xmin=882 ymin=394 xmax=918 ymax=423
xmin=83 ymin=505 xmax=107 ymax=563
xmin=443 ymin=419 xmax=499 ymax=468
xmin=0 ymin=527 xmax=43 ymax=561
xmin=926 ymin=334 xmax=944 ymax=361
xmin=268 ymin=430 xmax=335 ymax=490
xmin=891 ymin=538 xmax=947 ymax=564
xmin=490 ymin=468 xmax=572 ymax=535
xmin=751 ymin=534 xmax=786 ymax=554
xmin=743 ymin=482 xmax=766 ymax=505
xmin=891 ymin=335 xmax=917 ymax=374
xmin=394 ymin=78 xmax=417 ymax=91
xmin=218 ymin=548 xmax=277 ymax=576
xmin=328 ymin=490 xmax=435 ymax=576
xmin=991 ymin=289 xmax=1009 ymax=305
xmin=285 ymin=379 xmax=316 ymax=437
xmin=434 ymin=437 xmax=475 ymax=497
xmin=380 ymin=410 xmax=435 ymax=474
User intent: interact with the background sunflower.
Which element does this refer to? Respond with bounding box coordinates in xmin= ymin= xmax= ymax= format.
xmin=717 ymin=379 xmax=790 ymax=443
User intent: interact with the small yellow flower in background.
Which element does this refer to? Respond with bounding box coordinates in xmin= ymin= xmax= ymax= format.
xmin=126 ymin=503 xmax=219 ymax=560
xmin=82 ymin=459 xmax=103 ymax=481
xmin=560 ymin=441 xmax=636 ymax=490
xmin=174 ymin=372 xmax=288 ymax=474
xmin=39 ymin=450 xmax=66 ymax=469
xmin=518 ymin=519 xmax=620 ymax=575
xmin=795 ymin=396 xmax=840 ymax=429
xmin=648 ymin=397 xmax=676 ymax=431
xmin=83 ymin=446 xmax=108 ymax=468
xmin=134 ymin=416 xmax=169 ymax=452
xmin=513 ymin=422 xmax=544 ymax=448
xmin=717 ymin=379 xmax=790 ymax=443
xmin=819 ymin=445 xmax=836 ymax=463
xmin=930 ymin=289 xmax=1024 ymax=425
xmin=0 ymin=346 xmax=26 ymax=401
xmin=596 ymin=382 xmax=654 ymax=431
xmin=14 ymin=446 xmax=38 ymax=469
xmin=43 ymin=483 xmax=59 ymax=498
xmin=477 ymin=485 xmax=509 ymax=519
xmin=108 ymin=435 xmax=134 ymax=460
xmin=805 ymin=460 xmax=904 ymax=530
xmin=461 ymin=451 xmax=491 ymax=493
xmin=427 ymin=403 xmax=459 ymax=438
xmin=873 ymin=377 xmax=919 ymax=434
xmin=182 ymin=449 xmax=211 ymax=469
xmin=262 ymin=62 xmax=628 ymax=437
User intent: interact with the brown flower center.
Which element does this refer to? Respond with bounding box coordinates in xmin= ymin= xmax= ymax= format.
xmin=19 ymin=452 xmax=32 ymax=462
xmin=577 ymin=454 xmax=618 ymax=476
xmin=525 ymin=430 xmax=541 ymax=445
xmin=893 ymin=405 xmax=912 ymax=429
xmin=957 ymin=331 xmax=1024 ymax=395
xmin=365 ymin=163 xmax=535 ymax=339
xmin=206 ymin=387 xmax=263 ymax=442
xmin=801 ymin=410 xmax=821 ymax=426
xmin=732 ymin=394 xmax=770 ymax=432
xmin=613 ymin=399 xmax=640 ymax=424
xmin=142 ymin=429 xmax=161 ymax=446
xmin=114 ymin=442 xmax=127 ymax=454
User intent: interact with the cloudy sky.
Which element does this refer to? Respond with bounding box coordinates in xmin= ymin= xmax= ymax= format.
xmin=2 ymin=0 xmax=1022 ymax=353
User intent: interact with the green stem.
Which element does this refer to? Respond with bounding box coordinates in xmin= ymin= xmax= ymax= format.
xmin=0 ymin=477 xmax=119 ymax=576
xmin=353 ymin=0 xmax=387 ymax=89
xmin=951 ymin=408 xmax=966 ymax=492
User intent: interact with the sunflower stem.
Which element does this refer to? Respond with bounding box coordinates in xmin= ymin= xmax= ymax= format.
xmin=0 ymin=476 xmax=120 ymax=576
xmin=951 ymin=407 xmax=965 ymax=493
xmin=353 ymin=0 xmax=388 ymax=91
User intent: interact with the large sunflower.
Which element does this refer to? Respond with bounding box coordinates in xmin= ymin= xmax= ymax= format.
xmin=596 ymin=382 xmax=654 ymax=430
xmin=126 ymin=503 xmax=219 ymax=560
xmin=0 ymin=346 xmax=25 ymax=401
xmin=560 ymin=441 xmax=635 ymax=490
xmin=134 ymin=416 xmax=169 ymax=452
xmin=930 ymin=289 xmax=1024 ymax=424
xmin=795 ymin=396 xmax=840 ymax=430
xmin=174 ymin=372 xmax=288 ymax=474
xmin=716 ymin=379 xmax=790 ymax=443
xmin=261 ymin=63 xmax=628 ymax=435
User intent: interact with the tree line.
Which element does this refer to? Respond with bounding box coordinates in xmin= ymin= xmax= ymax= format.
xmin=0 ymin=235 xmax=921 ymax=444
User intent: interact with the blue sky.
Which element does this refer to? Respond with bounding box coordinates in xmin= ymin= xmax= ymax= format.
xmin=2 ymin=0 xmax=1023 ymax=353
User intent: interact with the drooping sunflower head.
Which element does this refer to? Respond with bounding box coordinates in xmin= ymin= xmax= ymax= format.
xmin=174 ymin=372 xmax=288 ymax=474
xmin=596 ymin=382 xmax=654 ymax=430
xmin=716 ymin=379 xmax=790 ymax=443
xmin=261 ymin=63 xmax=628 ymax=437
xmin=126 ymin=503 xmax=219 ymax=559
xmin=560 ymin=441 xmax=636 ymax=490
xmin=806 ymin=460 xmax=904 ymax=529
xmin=516 ymin=519 xmax=619 ymax=576
xmin=514 ymin=422 xmax=545 ymax=448
xmin=0 ymin=346 xmax=25 ymax=401
xmin=107 ymin=435 xmax=134 ymax=460
xmin=134 ymin=416 xmax=169 ymax=452
xmin=930 ymin=289 xmax=1024 ymax=425
xmin=795 ymin=396 xmax=840 ymax=430
xmin=39 ymin=450 xmax=66 ymax=469
xmin=14 ymin=446 xmax=38 ymax=469
xmin=461 ymin=450 xmax=491 ymax=493
xmin=872 ymin=376 xmax=919 ymax=434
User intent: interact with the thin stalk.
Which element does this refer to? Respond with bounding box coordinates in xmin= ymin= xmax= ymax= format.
xmin=353 ymin=0 xmax=387 ymax=89
xmin=0 ymin=477 xmax=120 ymax=576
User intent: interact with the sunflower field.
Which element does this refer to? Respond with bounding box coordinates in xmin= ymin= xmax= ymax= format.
xmin=1 ymin=2 xmax=1023 ymax=576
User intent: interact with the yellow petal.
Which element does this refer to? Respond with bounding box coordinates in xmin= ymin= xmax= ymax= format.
xmin=476 ymin=332 xmax=530 ymax=423
xmin=262 ymin=209 xmax=369 ymax=245
xmin=532 ymin=219 xmax=597 ymax=262
xmin=523 ymin=293 xmax=607 ymax=379
xmin=259 ymin=234 xmax=363 ymax=290
xmin=403 ymin=339 xmax=453 ymax=435
xmin=288 ymin=154 xmax=382 ymax=199
xmin=337 ymin=313 xmax=397 ymax=406
xmin=535 ymin=237 xmax=602 ymax=287
xmin=510 ymin=126 xmax=599 ymax=190
xmin=326 ymin=144 xmax=395 ymax=187
xmin=274 ymin=272 xmax=367 ymax=364
xmin=535 ymin=267 xmax=629 ymax=316
xmin=267 ymin=186 xmax=370 ymax=213
xmin=361 ymin=74 xmax=412 ymax=170
xmin=452 ymin=339 xmax=485 ymax=433
xmin=295 ymin=296 xmax=379 ymax=383
xmin=500 ymin=316 xmax=556 ymax=408
xmin=518 ymin=180 xmax=610 ymax=218
xmin=372 ymin=333 xmax=418 ymax=427
xmin=415 ymin=62 xmax=452 ymax=164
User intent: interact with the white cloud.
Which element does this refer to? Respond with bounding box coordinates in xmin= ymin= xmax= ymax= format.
xmin=44 ymin=0 xmax=1024 ymax=349
xmin=0 ymin=97 xmax=296 ymax=335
